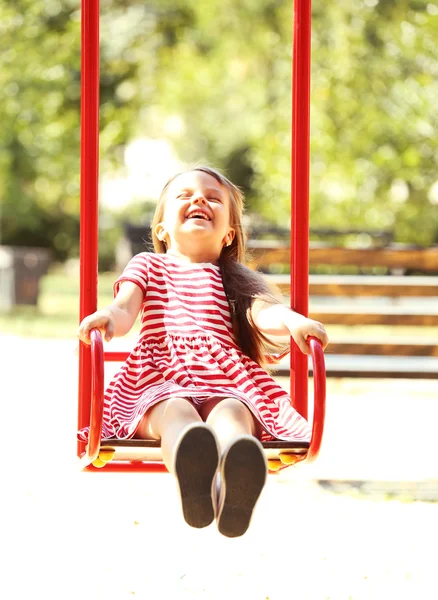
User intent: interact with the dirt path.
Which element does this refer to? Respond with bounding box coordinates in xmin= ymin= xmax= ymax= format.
xmin=1 ymin=337 xmax=437 ymax=600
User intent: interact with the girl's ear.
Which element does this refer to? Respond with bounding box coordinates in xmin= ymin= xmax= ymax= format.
xmin=224 ymin=228 xmax=235 ymax=247
xmin=155 ymin=223 xmax=167 ymax=243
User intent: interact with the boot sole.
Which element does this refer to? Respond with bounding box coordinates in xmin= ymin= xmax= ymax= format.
xmin=174 ymin=425 xmax=220 ymax=529
xmin=217 ymin=437 xmax=267 ymax=538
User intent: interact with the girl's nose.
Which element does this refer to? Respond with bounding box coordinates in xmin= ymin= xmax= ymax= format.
xmin=192 ymin=194 xmax=207 ymax=205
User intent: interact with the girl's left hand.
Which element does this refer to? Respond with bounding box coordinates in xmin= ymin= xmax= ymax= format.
xmin=287 ymin=315 xmax=329 ymax=355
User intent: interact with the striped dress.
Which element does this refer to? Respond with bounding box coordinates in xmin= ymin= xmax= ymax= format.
xmin=78 ymin=252 xmax=311 ymax=443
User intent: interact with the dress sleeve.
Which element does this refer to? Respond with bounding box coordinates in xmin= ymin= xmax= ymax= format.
xmin=113 ymin=252 xmax=149 ymax=298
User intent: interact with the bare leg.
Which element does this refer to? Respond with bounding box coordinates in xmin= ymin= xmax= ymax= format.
xmin=200 ymin=397 xmax=258 ymax=454
xmin=136 ymin=397 xmax=202 ymax=470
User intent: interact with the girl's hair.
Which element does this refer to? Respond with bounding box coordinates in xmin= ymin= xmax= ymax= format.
xmin=151 ymin=166 xmax=284 ymax=370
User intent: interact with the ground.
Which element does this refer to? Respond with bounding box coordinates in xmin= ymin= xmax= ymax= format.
xmin=1 ymin=336 xmax=437 ymax=600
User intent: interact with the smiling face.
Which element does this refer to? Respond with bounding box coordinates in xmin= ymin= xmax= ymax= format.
xmin=154 ymin=170 xmax=236 ymax=263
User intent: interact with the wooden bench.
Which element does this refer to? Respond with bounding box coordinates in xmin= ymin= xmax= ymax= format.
xmin=247 ymin=241 xmax=438 ymax=379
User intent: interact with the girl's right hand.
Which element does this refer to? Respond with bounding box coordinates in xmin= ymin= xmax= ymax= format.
xmin=77 ymin=310 xmax=115 ymax=345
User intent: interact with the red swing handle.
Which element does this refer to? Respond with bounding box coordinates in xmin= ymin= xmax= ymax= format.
xmin=306 ymin=336 xmax=326 ymax=462
xmin=85 ymin=329 xmax=105 ymax=464
xmin=269 ymin=336 xmax=326 ymax=462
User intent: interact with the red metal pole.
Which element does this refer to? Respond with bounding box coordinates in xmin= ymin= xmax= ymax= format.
xmin=78 ymin=0 xmax=100 ymax=456
xmin=291 ymin=0 xmax=312 ymax=419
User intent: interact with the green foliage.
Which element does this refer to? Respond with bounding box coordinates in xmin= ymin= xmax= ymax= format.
xmin=1 ymin=0 xmax=437 ymax=265
xmin=0 ymin=0 xmax=149 ymax=260
xmin=251 ymin=1 xmax=438 ymax=244
xmin=0 ymin=1 xmax=81 ymax=258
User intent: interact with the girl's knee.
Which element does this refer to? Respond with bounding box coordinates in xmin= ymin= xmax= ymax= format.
xmin=163 ymin=397 xmax=198 ymax=417
xmin=210 ymin=397 xmax=250 ymax=418
xmin=136 ymin=397 xmax=199 ymax=439
xmin=205 ymin=397 xmax=257 ymax=436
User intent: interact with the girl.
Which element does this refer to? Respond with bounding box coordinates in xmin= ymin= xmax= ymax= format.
xmin=77 ymin=166 xmax=328 ymax=538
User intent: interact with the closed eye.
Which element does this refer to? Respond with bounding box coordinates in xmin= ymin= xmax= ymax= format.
xmin=176 ymin=193 xmax=222 ymax=203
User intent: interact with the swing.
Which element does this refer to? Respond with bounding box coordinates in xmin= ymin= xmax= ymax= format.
xmin=77 ymin=0 xmax=326 ymax=473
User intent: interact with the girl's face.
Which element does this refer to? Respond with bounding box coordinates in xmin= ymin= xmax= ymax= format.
xmin=155 ymin=171 xmax=235 ymax=262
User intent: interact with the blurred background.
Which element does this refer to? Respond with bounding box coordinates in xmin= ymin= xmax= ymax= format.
xmin=0 ymin=0 xmax=437 ymax=336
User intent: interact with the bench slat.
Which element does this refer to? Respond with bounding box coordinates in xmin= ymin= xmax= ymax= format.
xmin=309 ymin=309 xmax=438 ymax=327
xmin=265 ymin=274 xmax=438 ymax=297
xmin=324 ymin=340 xmax=438 ymax=357
xmin=248 ymin=242 xmax=438 ymax=273
xmin=274 ymin=355 xmax=438 ymax=379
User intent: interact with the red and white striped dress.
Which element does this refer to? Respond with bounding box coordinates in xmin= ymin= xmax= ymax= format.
xmin=78 ymin=253 xmax=311 ymax=443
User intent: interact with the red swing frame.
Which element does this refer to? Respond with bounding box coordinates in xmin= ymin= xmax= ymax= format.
xmin=77 ymin=0 xmax=326 ymax=471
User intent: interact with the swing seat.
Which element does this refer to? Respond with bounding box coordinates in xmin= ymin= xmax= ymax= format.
xmin=91 ymin=439 xmax=309 ymax=471
xmin=79 ymin=329 xmax=326 ymax=473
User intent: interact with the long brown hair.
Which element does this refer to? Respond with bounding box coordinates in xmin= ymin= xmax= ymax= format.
xmin=151 ymin=166 xmax=283 ymax=370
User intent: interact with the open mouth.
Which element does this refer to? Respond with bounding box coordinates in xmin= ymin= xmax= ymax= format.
xmin=185 ymin=210 xmax=211 ymax=221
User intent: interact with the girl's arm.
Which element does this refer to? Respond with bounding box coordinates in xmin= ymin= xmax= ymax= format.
xmin=251 ymin=299 xmax=329 ymax=355
xmin=77 ymin=281 xmax=144 ymax=345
